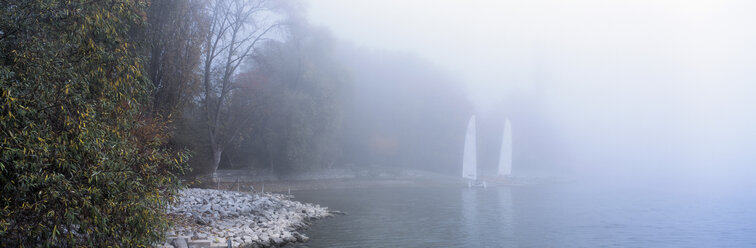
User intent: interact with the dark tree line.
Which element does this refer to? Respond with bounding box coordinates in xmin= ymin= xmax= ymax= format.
xmin=223 ymin=24 xmax=349 ymax=174
xmin=158 ymin=1 xmax=473 ymax=176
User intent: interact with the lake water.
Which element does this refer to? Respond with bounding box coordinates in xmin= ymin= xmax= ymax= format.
xmin=290 ymin=182 xmax=756 ymax=247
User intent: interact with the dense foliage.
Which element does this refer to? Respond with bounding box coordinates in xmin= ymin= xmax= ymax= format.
xmin=181 ymin=12 xmax=471 ymax=175
xmin=224 ymin=25 xmax=350 ymax=173
xmin=0 ymin=1 xmax=187 ymax=246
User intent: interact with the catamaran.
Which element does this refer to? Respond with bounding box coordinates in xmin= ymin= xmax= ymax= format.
xmin=463 ymin=115 xmax=486 ymax=188
xmin=497 ymin=119 xmax=513 ymax=177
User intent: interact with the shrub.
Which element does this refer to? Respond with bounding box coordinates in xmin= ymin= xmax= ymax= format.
xmin=0 ymin=1 xmax=187 ymax=246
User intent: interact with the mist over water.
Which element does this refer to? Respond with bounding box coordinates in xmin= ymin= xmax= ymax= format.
xmin=273 ymin=1 xmax=756 ymax=246
xmin=306 ymin=0 xmax=756 ymax=191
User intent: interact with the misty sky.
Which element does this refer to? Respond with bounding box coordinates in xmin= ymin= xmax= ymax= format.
xmin=304 ymin=0 xmax=756 ymax=186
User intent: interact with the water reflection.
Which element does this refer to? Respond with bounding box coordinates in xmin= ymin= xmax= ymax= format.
xmin=497 ymin=188 xmax=514 ymax=246
xmin=460 ymin=187 xmax=518 ymax=247
xmin=460 ymin=189 xmax=480 ymax=247
xmin=290 ymin=184 xmax=756 ymax=247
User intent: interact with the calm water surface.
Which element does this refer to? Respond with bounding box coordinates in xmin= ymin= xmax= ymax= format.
xmin=290 ymin=183 xmax=756 ymax=247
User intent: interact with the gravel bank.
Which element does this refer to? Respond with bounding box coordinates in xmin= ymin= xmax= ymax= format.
xmin=161 ymin=188 xmax=331 ymax=248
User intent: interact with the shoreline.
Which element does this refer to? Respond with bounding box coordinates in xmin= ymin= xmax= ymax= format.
xmin=206 ymin=178 xmax=422 ymax=194
xmin=201 ymin=174 xmax=570 ymax=194
xmin=161 ymin=188 xmax=332 ymax=248
xmin=162 ymin=173 xmax=572 ymax=247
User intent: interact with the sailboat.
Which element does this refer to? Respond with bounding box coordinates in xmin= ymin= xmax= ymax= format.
xmin=463 ymin=115 xmax=486 ymax=188
xmin=497 ymin=119 xmax=513 ymax=177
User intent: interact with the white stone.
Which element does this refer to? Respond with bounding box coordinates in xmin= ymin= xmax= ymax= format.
xmin=166 ymin=188 xmax=330 ymax=247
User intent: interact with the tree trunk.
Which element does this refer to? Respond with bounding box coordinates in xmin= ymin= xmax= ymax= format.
xmin=211 ymin=146 xmax=223 ymax=175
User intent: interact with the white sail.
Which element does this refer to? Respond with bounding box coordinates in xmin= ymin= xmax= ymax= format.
xmin=497 ymin=119 xmax=513 ymax=176
xmin=462 ymin=116 xmax=477 ymax=180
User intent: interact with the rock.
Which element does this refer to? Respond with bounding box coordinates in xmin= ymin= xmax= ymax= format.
xmin=195 ymin=216 xmax=210 ymax=226
xmin=281 ymin=232 xmax=295 ymax=243
xmin=271 ymin=235 xmax=284 ymax=244
xmin=330 ymin=210 xmax=347 ymax=215
xmin=295 ymin=233 xmax=308 ymax=242
xmin=260 ymin=238 xmax=270 ymax=247
xmin=171 ymin=237 xmax=188 ymax=248
xmin=272 ymin=235 xmax=283 ymax=245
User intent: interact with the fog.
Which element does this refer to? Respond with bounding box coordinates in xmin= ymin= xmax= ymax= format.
xmin=306 ymin=0 xmax=756 ymax=189
xmin=11 ymin=1 xmax=756 ymax=246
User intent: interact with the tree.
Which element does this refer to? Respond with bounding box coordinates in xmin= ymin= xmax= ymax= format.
xmin=224 ymin=20 xmax=351 ymax=173
xmin=199 ymin=0 xmax=279 ymax=174
xmin=145 ymin=0 xmax=207 ymax=116
xmin=0 ymin=1 xmax=187 ymax=246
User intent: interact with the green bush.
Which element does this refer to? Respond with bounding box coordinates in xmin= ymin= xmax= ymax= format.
xmin=0 ymin=1 xmax=187 ymax=246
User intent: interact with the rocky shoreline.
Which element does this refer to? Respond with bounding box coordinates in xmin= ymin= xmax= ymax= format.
xmin=160 ymin=188 xmax=332 ymax=248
